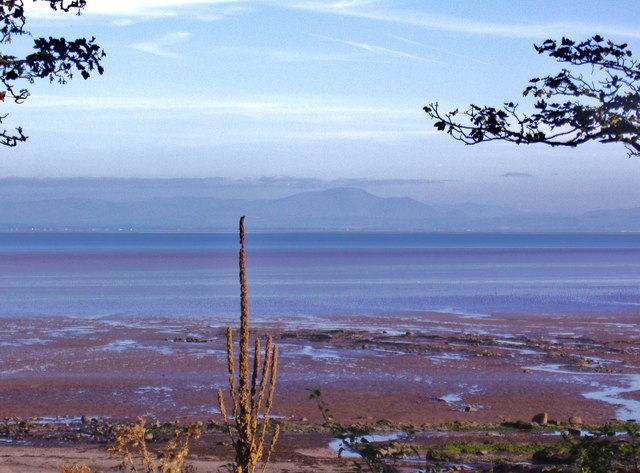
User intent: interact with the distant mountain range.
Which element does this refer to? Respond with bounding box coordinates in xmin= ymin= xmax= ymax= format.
xmin=2 ymin=184 xmax=640 ymax=232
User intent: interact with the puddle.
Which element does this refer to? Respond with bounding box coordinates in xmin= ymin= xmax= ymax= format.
xmin=504 ymin=347 xmax=541 ymax=356
xmin=299 ymin=345 xmax=343 ymax=360
xmin=544 ymin=429 xmax=614 ymax=437
xmin=583 ymin=374 xmax=640 ymax=421
xmin=101 ymin=339 xmax=139 ymax=352
xmin=497 ymin=338 xmax=527 ymax=346
xmin=135 ymin=386 xmax=174 ymax=394
xmin=97 ymin=340 xmax=175 ymax=355
xmin=432 ymin=352 xmax=467 ymax=362
xmin=439 ymin=393 xmax=463 ymax=403
xmin=29 ymin=415 xmax=105 ymax=425
xmin=329 ymin=431 xmax=405 ymax=458
xmin=0 ymin=338 xmax=51 ymax=347
xmin=49 ymin=326 xmax=101 ymax=337
xmin=525 ymin=363 xmax=587 ymax=376
xmin=526 ymin=364 xmax=640 ymax=420
xmin=378 ymin=329 xmax=409 ymax=337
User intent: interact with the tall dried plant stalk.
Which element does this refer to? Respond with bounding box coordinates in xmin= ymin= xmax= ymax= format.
xmin=217 ymin=216 xmax=280 ymax=473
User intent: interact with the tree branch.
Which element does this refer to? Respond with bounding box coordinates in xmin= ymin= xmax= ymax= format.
xmin=425 ymin=35 xmax=640 ymax=158
xmin=0 ymin=0 xmax=103 ymax=146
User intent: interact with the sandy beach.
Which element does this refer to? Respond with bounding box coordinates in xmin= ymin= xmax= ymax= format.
xmin=1 ymin=311 xmax=638 ymax=470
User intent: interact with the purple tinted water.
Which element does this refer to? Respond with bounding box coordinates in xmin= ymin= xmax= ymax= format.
xmin=0 ymin=234 xmax=639 ymax=321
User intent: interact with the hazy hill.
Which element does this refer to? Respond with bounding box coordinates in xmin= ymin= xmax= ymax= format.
xmin=1 ymin=180 xmax=639 ymax=232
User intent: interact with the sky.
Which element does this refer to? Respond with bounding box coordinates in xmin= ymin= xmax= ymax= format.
xmin=1 ymin=0 xmax=640 ymax=212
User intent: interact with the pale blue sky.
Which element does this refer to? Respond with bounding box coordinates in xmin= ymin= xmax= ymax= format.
xmin=2 ymin=1 xmax=640 ymax=211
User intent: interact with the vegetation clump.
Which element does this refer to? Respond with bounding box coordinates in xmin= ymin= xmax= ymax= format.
xmin=109 ymin=417 xmax=201 ymax=473
xmin=534 ymin=423 xmax=640 ymax=472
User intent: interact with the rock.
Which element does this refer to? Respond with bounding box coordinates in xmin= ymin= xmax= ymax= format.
xmin=501 ymin=420 xmax=534 ymax=430
xmin=568 ymin=416 xmax=583 ymax=425
xmin=464 ymin=406 xmax=478 ymax=412
xmin=81 ymin=415 xmax=88 ymax=424
xmin=185 ymin=336 xmax=212 ymax=343
xmin=309 ymin=333 xmax=332 ymax=342
xmin=476 ymin=450 xmax=489 ymax=456
xmin=567 ymin=428 xmax=582 ymax=437
xmin=532 ymin=412 xmax=548 ymax=425
xmin=375 ymin=418 xmax=393 ymax=427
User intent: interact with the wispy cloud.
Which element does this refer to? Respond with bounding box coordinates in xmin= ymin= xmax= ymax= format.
xmin=86 ymin=0 xmax=240 ymax=18
xmin=501 ymin=172 xmax=534 ymax=178
xmin=211 ymin=46 xmax=359 ymax=63
xmin=290 ymin=1 xmax=640 ymax=40
xmin=388 ymin=35 xmax=425 ymax=47
xmin=313 ymin=34 xmax=439 ymax=63
xmin=25 ymin=0 xmax=640 ymax=40
xmin=27 ymin=94 xmax=421 ymax=120
xmin=112 ymin=18 xmax=136 ymax=27
xmin=132 ymin=32 xmax=192 ymax=58
xmin=288 ymin=129 xmax=434 ymax=141
xmin=25 ymin=93 xmax=435 ymax=143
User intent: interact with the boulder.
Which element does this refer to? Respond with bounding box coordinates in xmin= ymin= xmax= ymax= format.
xmin=568 ymin=416 xmax=583 ymax=425
xmin=532 ymin=412 xmax=548 ymax=425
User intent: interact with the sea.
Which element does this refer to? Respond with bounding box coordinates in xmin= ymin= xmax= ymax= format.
xmin=1 ymin=232 xmax=639 ymax=322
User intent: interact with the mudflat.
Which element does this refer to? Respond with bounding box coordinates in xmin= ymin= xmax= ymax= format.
xmin=0 ymin=311 xmax=638 ymax=470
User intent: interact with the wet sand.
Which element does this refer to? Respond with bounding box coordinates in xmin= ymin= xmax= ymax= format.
xmin=0 ymin=311 xmax=639 ymax=470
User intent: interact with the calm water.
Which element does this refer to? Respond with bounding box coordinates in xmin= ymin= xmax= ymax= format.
xmin=0 ymin=232 xmax=639 ymax=320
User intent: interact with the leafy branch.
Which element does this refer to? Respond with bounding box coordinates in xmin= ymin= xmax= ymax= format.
xmin=0 ymin=0 xmax=105 ymax=146
xmin=424 ymin=36 xmax=640 ymax=157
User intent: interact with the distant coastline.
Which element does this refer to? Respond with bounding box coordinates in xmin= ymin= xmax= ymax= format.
xmin=2 ymin=179 xmax=640 ymax=233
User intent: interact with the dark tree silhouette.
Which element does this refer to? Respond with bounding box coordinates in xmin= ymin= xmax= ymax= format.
xmin=1 ymin=0 xmax=105 ymax=146
xmin=424 ymin=36 xmax=640 ymax=157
